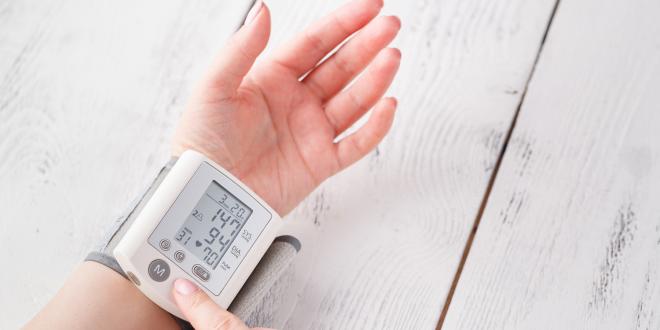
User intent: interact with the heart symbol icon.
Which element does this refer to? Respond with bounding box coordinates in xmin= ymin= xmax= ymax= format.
xmin=195 ymin=241 xmax=202 ymax=247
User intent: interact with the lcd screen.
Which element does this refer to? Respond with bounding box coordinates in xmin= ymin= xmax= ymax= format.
xmin=173 ymin=181 xmax=252 ymax=269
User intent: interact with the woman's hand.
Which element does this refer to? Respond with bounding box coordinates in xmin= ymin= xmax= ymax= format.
xmin=172 ymin=0 xmax=401 ymax=215
xmin=172 ymin=279 xmax=271 ymax=330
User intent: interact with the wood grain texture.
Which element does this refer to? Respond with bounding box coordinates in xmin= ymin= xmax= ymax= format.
xmin=442 ymin=0 xmax=660 ymax=328
xmin=0 ymin=0 xmax=252 ymax=328
xmin=242 ymin=0 xmax=557 ymax=328
xmin=0 ymin=0 xmax=559 ymax=328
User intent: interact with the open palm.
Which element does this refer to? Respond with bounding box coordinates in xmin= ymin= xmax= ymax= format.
xmin=173 ymin=0 xmax=401 ymax=215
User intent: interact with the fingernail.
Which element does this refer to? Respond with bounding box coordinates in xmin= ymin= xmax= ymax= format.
xmin=244 ymin=0 xmax=263 ymax=25
xmin=389 ymin=97 xmax=398 ymax=107
xmin=391 ymin=48 xmax=402 ymax=59
xmin=389 ymin=15 xmax=402 ymax=30
xmin=174 ymin=279 xmax=198 ymax=296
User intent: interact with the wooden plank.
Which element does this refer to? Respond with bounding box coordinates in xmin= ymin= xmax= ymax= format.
xmin=0 ymin=0 xmax=558 ymax=328
xmin=243 ymin=0 xmax=558 ymax=328
xmin=0 ymin=1 xmax=252 ymax=328
xmin=442 ymin=0 xmax=660 ymax=328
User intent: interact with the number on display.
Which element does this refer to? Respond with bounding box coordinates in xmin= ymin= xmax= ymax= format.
xmin=192 ymin=209 xmax=204 ymax=222
xmin=203 ymin=246 xmax=219 ymax=266
xmin=175 ymin=227 xmax=192 ymax=245
xmin=204 ymin=227 xmax=221 ymax=245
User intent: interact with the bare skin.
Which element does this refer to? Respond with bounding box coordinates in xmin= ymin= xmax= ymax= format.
xmin=173 ymin=0 xmax=401 ymax=215
xmin=25 ymin=0 xmax=400 ymax=329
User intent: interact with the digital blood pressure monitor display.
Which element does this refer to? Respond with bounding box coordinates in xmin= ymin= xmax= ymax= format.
xmin=172 ymin=181 xmax=252 ymax=270
xmin=145 ymin=160 xmax=273 ymax=295
xmin=114 ymin=151 xmax=283 ymax=318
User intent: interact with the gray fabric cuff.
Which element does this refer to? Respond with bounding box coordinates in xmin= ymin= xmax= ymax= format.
xmin=85 ymin=251 xmax=127 ymax=279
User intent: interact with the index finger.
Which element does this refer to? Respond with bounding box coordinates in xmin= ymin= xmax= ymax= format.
xmin=271 ymin=0 xmax=383 ymax=77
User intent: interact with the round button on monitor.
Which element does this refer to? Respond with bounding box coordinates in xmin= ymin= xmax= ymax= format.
xmin=159 ymin=239 xmax=171 ymax=251
xmin=174 ymin=250 xmax=185 ymax=263
xmin=148 ymin=259 xmax=171 ymax=282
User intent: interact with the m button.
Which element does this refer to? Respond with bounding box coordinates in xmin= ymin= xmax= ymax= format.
xmin=148 ymin=259 xmax=170 ymax=282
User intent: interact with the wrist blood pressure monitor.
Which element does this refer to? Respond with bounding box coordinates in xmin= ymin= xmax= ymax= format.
xmin=113 ymin=150 xmax=285 ymax=319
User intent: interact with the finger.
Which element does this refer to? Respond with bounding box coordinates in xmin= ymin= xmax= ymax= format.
xmin=172 ymin=279 xmax=249 ymax=330
xmin=324 ymin=48 xmax=401 ymax=135
xmin=304 ymin=15 xmax=400 ymax=101
xmin=202 ymin=0 xmax=271 ymax=102
xmin=271 ymin=0 xmax=383 ymax=77
xmin=335 ymin=97 xmax=397 ymax=169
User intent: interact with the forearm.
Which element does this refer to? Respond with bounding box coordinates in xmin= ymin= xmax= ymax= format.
xmin=25 ymin=262 xmax=179 ymax=330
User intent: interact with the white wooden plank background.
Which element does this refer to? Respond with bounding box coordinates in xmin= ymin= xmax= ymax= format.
xmin=442 ymin=0 xmax=660 ymax=328
xmin=261 ymin=1 xmax=557 ymax=328
xmin=0 ymin=0 xmax=560 ymax=328
xmin=0 ymin=0 xmax=253 ymax=327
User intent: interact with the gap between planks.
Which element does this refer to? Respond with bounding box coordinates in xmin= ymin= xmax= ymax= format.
xmin=435 ymin=1 xmax=562 ymax=328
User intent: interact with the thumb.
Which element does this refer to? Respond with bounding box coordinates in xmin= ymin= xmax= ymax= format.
xmin=203 ymin=0 xmax=271 ymax=102
xmin=172 ymin=278 xmax=249 ymax=330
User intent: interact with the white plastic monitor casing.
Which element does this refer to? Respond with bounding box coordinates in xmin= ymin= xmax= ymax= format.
xmin=114 ymin=150 xmax=283 ymax=320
